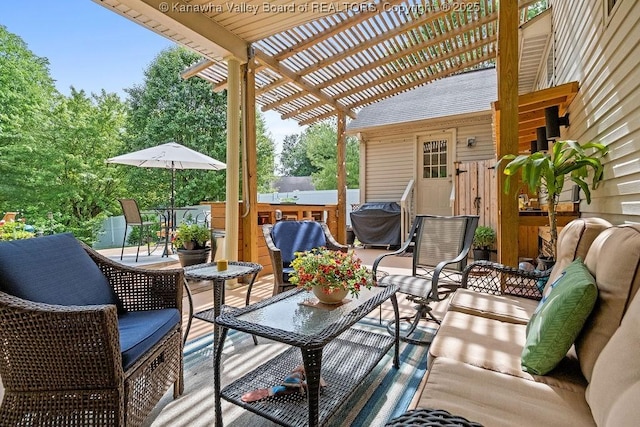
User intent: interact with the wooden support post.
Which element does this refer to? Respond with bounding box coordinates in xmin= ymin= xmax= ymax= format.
xmin=497 ymin=0 xmax=519 ymax=267
xmin=225 ymin=57 xmax=241 ymax=262
xmin=241 ymin=48 xmax=259 ymax=264
xmin=336 ymin=111 xmax=347 ymax=244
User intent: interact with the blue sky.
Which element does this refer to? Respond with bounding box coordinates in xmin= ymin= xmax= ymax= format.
xmin=0 ymin=0 xmax=300 ymax=155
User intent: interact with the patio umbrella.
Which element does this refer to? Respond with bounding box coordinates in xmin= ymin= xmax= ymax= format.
xmin=107 ymin=141 xmax=226 ymax=210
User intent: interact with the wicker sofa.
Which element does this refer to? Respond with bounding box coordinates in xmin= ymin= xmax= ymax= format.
xmin=417 ymin=218 xmax=640 ymax=426
xmin=0 ymin=233 xmax=184 ymax=426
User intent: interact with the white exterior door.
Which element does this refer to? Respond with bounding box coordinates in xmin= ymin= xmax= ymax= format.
xmin=416 ymin=133 xmax=454 ymax=216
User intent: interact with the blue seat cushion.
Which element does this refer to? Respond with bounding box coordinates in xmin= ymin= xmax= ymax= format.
xmin=118 ymin=308 xmax=180 ymax=370
xmin=0 ymin=233 xmax=121 ymax=309
xmin=271 ymin=221 xmax=327 ymax=266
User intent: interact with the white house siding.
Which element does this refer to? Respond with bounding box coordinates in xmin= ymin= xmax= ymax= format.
xmin=455 ymin=115 xmax=496 ymax=162
xmin=360 ymin=115 xmax=496 ymax=204
xmin=552 ymin=0 xmax=640 ymax=224
xmin=363 ymin=137 xmax=415 ymax=202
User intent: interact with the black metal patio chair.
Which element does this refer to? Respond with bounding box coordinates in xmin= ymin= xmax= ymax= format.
xmin=372 ymin=215 xmax=479 ymax=345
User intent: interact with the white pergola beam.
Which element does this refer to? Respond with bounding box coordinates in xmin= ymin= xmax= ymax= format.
xmin=101 ymin=0 xmax=248 ymax=62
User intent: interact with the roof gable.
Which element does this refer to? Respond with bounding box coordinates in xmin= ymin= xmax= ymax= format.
xmin=347 ymin=67 xmax=497 ymax=131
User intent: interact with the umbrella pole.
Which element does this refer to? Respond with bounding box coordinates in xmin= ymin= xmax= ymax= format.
xmin=171 ymin=162 xmax=175 ymax=212
xmin=170 ymin=163 xmax=176 ymax=254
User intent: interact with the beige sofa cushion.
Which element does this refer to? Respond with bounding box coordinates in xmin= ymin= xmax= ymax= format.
xmin=429 ymin=310 xmax=587 ymax=390
xmin=545 ymin=217 xmax=612 ymax=291
xmin=586 ymin=291 xmax=640 ymax=426
xmin=419 ymin=357 xmax=596 ymax=427
xmin=450 ymin=218 xmax=610 ymax=325
xmin=577 ymin=224 xmax=640 ymax=381
xmin=448 ymin=288 xmax=538 ymax=324
xmin=601 ymin=382 xmax=640 ymax=427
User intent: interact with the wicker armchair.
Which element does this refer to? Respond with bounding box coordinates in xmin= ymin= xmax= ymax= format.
xmin=262 ymin=221 xmax=348 ymax=296
xmin=0 ymin=233 xmax=184 ymax=426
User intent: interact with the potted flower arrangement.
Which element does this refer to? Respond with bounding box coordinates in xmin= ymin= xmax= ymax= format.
xmin=173 ymin=222 xmax=211 ymax=267
xmin=289 ymin=247 xmax=373 ymax=304
xmin=472 ymin=226 xmax=496 ymax=261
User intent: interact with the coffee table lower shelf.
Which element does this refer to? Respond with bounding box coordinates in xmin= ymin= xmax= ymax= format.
xmin=221 ymin=327 xmax=396 ymax=427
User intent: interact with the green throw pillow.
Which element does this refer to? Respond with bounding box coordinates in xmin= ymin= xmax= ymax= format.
xmin=522 ymin=258 xmax=598 ymax=375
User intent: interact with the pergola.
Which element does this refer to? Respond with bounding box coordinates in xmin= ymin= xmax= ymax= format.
xmin=94 ymin=0 xmax=542 ymax=267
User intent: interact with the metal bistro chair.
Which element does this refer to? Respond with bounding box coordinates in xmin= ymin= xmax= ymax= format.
xmin=373 ymin=215 xmax=479 ymax=345
xmin=119 ymin=198 xmax=155 ymax=262
xmin=262 ymin=221 xmax=348 ymax=296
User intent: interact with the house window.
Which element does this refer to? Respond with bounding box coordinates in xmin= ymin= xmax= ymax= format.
xmin=422 ymin=140 xmax=448 ymax=179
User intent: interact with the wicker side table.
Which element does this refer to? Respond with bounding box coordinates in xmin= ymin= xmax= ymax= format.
xmin=385 ymin=408 xmax=483 ymax=427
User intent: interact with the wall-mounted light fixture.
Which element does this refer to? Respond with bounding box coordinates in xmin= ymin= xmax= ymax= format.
xmin=466 ymin=137 xmax=476 ymax=147
xmin=536 ymin=127 xmax=549 ymax=152
xmin=530 ymin=141 xmax=538 ymax=154
xmin=545 ymin=105 xmax=570 ymax=139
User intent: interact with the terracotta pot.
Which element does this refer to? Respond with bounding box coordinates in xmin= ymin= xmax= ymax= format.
xmin=312 ymin=286 xmax=348 ymax=304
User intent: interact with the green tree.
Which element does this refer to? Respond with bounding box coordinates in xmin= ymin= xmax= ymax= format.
xmin=0 ymin=25 xmax=56 ymax=208
xmin=122 ymin=46 xmax=275 ymax=206
xmin=0 ymin=27 xmax=129 ymax=243
xmin=302 ymin=122 xmax=360 ymax=190
xmin=40 ymin=89 xmax=127 ymax=242
xmin=123 ymin=46 xmax=228 ymax=208
xmin=279 ymin=133 xmax=318 ymax=176
xmin=255 ymin=112 xmax=275 ymax=192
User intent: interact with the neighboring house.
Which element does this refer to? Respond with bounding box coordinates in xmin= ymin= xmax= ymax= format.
xmin=271 ymin=176 xmax=315 ymax=193
xmin=347 ymin=67 xmax=498 ymax=217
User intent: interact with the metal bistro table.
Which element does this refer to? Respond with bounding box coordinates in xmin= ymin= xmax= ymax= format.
xmin=154 ymin=206 xmax=198 ymax=257
xmin=182 ymin=262 xmax=262 ymax=346
xmin=214 ymin=285 xmax=401 ymax=427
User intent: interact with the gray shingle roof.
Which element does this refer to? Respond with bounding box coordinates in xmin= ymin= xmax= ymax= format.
xmin=347 ymin=67 xmax=497 ymax=131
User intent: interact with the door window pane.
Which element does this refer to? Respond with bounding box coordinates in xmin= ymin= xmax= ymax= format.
xmin=422 ymin=139 xmax=448 ymax=179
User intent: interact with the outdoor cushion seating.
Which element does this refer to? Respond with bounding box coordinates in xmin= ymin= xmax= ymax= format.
xmin=416 ymin=218 xmax=640 ymax=426
xmin=262 ymin=221 xmax=347 ymax=296
xmin=0 ymin=233 xmax=184 ymax=426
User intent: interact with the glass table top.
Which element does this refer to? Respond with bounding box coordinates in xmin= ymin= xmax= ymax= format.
xmin=236 ymin=286 xmax=388 ymax=337
xmin=183 ymin=262 xmax=261 ymax=280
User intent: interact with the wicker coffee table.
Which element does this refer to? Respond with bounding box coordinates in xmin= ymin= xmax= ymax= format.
xmin=214 ymin=285 xmax=400 ymax=427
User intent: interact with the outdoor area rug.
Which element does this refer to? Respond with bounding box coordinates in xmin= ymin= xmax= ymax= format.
xmin=143 ymin=318 xmax=430 ymax=427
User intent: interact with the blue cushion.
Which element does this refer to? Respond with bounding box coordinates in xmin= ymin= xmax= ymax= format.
xmin=118 ymin=308 xmax=180 ymax=370
xmin=271 ymin=221 xmax=327 ymax=266
xmin=0 ymin=233 xmax=121 ymax=309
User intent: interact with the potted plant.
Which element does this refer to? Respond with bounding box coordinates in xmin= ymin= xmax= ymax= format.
xmin=174 ymin=222 xmax=211 ymax=267
xmin=0 ymin=221 xmax=36 ymax=241
xmin=289 ymin=247 xmax=373 ymax=304
xmin=499 ymin=140 xmax=608 ymax=261
xmin=472 ymin=226 xmax=496 ymax=261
